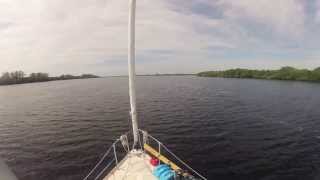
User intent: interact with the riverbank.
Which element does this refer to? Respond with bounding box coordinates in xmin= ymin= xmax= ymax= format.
xmin=198 ymin=67 xmax=320 ymax=82
xmin=0 ymin=71 xmax=99 ymax=86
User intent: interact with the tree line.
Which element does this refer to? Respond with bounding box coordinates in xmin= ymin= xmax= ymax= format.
xmin=0 ymin=71 xmax=99 ymax=85
xmin=197 ymin=67 xmax=320 ymax=82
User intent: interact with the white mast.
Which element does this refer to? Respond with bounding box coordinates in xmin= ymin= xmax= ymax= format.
xmin=128 ymin=0 xmax=139 ymax=148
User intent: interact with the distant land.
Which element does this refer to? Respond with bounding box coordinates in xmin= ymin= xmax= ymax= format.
xmin=198 ymin=66 xmax=320 ymax=82
xmin=0 ymin=71 xmax=99 ymax=86
xmin=138 ymin=73 xmax=194 ymax=76
xmin=108 ymin=73 xmax=194 ymax=77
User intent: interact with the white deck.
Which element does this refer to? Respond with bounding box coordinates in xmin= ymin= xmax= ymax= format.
xmin=103 ymin=150 xmax=157 ymax=180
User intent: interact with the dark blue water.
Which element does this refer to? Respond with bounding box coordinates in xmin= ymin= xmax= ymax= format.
xmin=1 ymin=76 xmax=320 ymax=180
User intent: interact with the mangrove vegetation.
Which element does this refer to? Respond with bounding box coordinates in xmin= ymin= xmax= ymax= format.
xmin=198 ymin=67 xmax=320 ymax=82
xmin=0 ymin=71 xmax=99 ymax=85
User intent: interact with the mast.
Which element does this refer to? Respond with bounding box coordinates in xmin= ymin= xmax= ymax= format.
xmin=128 ymin=0 xmax=139 ymax=148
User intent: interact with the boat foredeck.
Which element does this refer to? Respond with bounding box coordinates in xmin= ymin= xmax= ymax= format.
xmin=103 ymin=150 xmax=157 ymax=180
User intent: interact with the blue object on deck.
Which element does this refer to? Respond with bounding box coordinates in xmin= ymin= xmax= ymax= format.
xmin=153 ymin=164 xmax=175 ymax=180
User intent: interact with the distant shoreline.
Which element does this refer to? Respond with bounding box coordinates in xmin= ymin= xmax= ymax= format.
xmin=4 ymin=67 xmax=320 ymax=86
xmin=0 ymin=72 xmax=196 ymax=86
xmin=197 ymin=67 xmax=320 ymax=82
xmin=138 ymin=73 xmax=194 ymax=76
xmin=0 ymin=71 xmax=100 ymax=86
xmin=106 ymin=74 xmax=194 ymax=77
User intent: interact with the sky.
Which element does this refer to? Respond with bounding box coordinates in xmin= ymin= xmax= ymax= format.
xmin=1 ymin=0 xmax=320 ymax=76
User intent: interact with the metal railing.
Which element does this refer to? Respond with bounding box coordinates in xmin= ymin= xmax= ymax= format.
xmin=83 ymin=139 xmax=120 ymax=180
xmin=83 ymin=129 xmax=207 ymax=180
xmin=139 ymin=129 xmax=207 ymax=180
xmin=83 ymin=131 xmax=134 ymax=180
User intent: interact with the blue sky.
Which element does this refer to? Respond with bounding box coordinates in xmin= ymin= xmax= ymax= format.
xmin=1 ymin=0 xmax=320 ymax=76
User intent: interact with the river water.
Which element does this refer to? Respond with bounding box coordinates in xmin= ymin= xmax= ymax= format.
xmin=1 ymin=76 xmax=320 ymax=180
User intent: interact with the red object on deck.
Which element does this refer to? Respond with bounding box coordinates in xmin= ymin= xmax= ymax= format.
xmin=150 ymin=157 xmax=159 ymax=166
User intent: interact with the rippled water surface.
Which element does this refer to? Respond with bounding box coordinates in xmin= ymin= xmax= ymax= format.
xmin=1 ymin=76 xmax=320 ymax=180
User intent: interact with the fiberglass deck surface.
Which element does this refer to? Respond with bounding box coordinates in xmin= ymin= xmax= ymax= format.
xmin=103 ymin=150 xmax=157 ymax=180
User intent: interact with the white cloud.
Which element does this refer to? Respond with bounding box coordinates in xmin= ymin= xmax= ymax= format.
xmin=0 ymin=0 xmax=318 ymax=76
xmin=0 ymin=0 xmax=235 ymax=75
xmin=316 ymin=0 xmax=320 ymax=23
xmin=216 ymin=0 xmax=306 ymax=38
